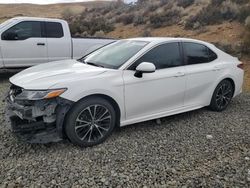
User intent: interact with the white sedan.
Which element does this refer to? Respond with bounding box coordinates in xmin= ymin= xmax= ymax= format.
xmin=7 ymin=37 xmax=244 ymax=147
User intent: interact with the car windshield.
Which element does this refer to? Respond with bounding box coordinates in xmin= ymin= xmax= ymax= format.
xmin=81 ymin=40 xmax=148 ymax=69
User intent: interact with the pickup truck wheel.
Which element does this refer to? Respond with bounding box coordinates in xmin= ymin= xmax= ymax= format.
xmin=65 ymin=97 xmax=116 ymax=147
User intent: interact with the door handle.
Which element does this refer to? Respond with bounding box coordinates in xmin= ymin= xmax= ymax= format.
xmin=37 ymin=43 xmax=45 ymax=46
xmin=174 ymin=72 xmax=185 ymax=77
xmin=213 ymin=66 xmax=221 ymax=71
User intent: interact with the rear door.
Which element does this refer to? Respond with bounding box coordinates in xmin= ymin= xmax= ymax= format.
xmin=45 ymin=22 xmax=71 ymax=62
xmin=0 ymin=21 xmax=48 ymax=67
xmin=182 ymin=42 xmax=220 ymax=107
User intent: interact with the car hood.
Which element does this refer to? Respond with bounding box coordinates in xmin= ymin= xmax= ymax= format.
xmin=10 ymin=59 xmax=107 ymax=90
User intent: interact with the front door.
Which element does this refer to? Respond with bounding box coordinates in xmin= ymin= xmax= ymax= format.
xmin=123 ymin=42 xmax=186 ymax=122
xmin=0 ymin=21 xmax=47 ymax=67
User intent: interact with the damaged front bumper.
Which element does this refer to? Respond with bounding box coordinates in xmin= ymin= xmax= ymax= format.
xmin=5 ymin=86 xmax=73 ymax=143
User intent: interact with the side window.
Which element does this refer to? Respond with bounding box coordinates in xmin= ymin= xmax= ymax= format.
xmin=45 ymin=22 xmax=64 ymax=38
xmin=208 ymin=48 xmax=217 ymax=62
xmin=1 ymin=21 xmax=42 ymax=40
xmin=129 ymin=42 xmax=182 ymax=70
xmin=183 ymin=42 xmax=217 ymax=65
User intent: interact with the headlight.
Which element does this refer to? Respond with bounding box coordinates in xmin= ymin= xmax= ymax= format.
xmin=15 ymin=88 xmax=67 ymax=100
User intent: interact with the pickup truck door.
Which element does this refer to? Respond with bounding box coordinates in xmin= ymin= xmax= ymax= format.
xmin=0 ymin=21 xmax=48 ymax=67
xmin=45 ymin=22 xmax=71 ymax=62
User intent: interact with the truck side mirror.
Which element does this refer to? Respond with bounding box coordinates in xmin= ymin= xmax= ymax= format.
xmin=2 ymin=32 xmax=18 ymax=40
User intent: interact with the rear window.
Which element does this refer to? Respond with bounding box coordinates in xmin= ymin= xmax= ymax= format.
xmin=208 ymin=48 xmax=217 ymax=62
xmin=45 ymin=22 xmax=64 ymax=38
xmin=183 ymin=42 xmax=217 ymax=65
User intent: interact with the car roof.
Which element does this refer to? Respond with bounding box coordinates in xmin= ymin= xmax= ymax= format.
xmin=127 ymin=37 xmax=214 ymax=46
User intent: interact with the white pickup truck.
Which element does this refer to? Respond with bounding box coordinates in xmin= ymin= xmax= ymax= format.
xmin=0 ymin=17 xmax=115 ymax=68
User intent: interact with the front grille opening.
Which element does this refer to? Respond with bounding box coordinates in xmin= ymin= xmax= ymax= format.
xmin=10 ymin=84 xmax=23 ymax=97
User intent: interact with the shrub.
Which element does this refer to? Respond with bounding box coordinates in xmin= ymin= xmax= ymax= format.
xmin=231 ymin=0 xmax=249 ymax=4
xmin=133 ymin=15 xmax=146 ymax=26
xmin=69 ymin=17 xmax=114 ymax=36
xmin=149 ymin=6 xmax=182 ymax=28
xmin=68 ymin=21 xmax=82 ymax=36
xmin=241 ymin=16 xmax=250 ymax=54
xmin=142 ymin=29 xmax=152 ymax=37
xmin=185 ymin=6 xmax=223 ymax=29
xmin=213 ymin=42 xmax=246 ymax=57
xmin=185 ymin=0 xmax=241 ymax=29
xmin=177 ymin=0 xmax=195 ymax=8
xmin=245 ymin=16 xmax=250 ymax=29
xmin=145 ymin=3 xmax=159 ymax=12
xmin=238 ymin=5 xmax=250 ymax=23
xmin=94 ymin=30 xmax=105 ymax=37
xmin=89 ymin=18 xmax=114 ymax=35
xmin=62 ymin=8 xmax=74 ymax=21
xmin=118 ymin=14 xmax=134 ymax=25
xmin=220 ymin=0 xmax=239 ymax=20
xmin=211 ymin=0 xmax=224 ymax=6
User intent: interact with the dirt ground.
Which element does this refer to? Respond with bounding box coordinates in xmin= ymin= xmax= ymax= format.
xmin=0 ymin=75 xmax=249 ymax=187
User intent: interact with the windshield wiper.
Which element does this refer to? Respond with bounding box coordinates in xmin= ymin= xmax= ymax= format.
xmin=85 ymin=62 xmax=104 ymax=68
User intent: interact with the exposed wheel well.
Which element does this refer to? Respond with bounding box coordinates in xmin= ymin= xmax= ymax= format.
xmin=76 ymin=94 xmax=121 ymax=127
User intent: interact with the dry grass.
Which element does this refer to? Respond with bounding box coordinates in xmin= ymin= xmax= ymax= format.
xmin=0 ymin=1 xmax=109 ymax=22
xmin=242 ymin=58 xmax=250 ymax=92
xmin=107 ymin=22 xmax=244 ymax=43
xmin=107 ymin=23 xmax=145 ymax=38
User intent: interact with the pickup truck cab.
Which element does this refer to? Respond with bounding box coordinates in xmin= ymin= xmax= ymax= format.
xmin=0 ymin=17 xmax=115 ymax=68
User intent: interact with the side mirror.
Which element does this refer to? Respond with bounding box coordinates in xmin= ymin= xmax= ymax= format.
xmin=134 ymin=62 xmax=156 ymax=78
xmin=2 ymin=32 xmax=18 ymax=40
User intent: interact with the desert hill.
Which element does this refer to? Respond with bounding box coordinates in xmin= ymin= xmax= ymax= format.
xmin=0 ymin=0 xmax=249 ymax=91
xmin=0 ymin=1 xmax=110 ymax=22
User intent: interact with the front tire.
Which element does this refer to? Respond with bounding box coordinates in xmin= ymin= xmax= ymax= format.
xmin=65 ymin=97 xmax=116 ymax=147
xmin=209 ymin=79 xmax=234 ymax=112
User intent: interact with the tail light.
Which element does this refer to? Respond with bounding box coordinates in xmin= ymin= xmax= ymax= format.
xmin=237 ymin=63 xmax=244 ymax=70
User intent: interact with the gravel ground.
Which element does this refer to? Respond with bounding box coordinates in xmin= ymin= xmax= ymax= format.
xmin=0 ymin=73 xmax=250 ymax=188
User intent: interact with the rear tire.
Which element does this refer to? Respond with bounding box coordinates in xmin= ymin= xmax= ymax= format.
xmin=209 ymin=79 xmax=234 ymax=112
xmin=65 ymin=97 xmax=116 ymax=147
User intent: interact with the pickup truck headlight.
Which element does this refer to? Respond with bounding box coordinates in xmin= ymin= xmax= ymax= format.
xmin=15 ymin=89 xmax=67 ymax=100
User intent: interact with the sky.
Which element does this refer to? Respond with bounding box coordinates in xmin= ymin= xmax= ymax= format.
xmin=0 ymin=0 xmax=110 ymax=4
xmin=0 ymin=0 xmax=137 ymax=4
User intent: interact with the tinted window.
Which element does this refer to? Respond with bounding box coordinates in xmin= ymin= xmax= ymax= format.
xmin=183 ymin=42 xmax=217 ymax=65
xmin=129 ymin=42 xmax=182 ymax=70
xmin=208 ymin=48 xmax=217 ymax=61
xmin=45 ymin=22 xmax=63 ymax=38
xmin=2 ymin=21 xmax=42 ymax=40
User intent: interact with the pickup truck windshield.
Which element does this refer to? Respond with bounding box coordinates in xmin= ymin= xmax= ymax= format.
xmin=82 ymin=40 xmax=148 ymax=69
xmin=0 ymin=19 xmax=14 ymax=30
